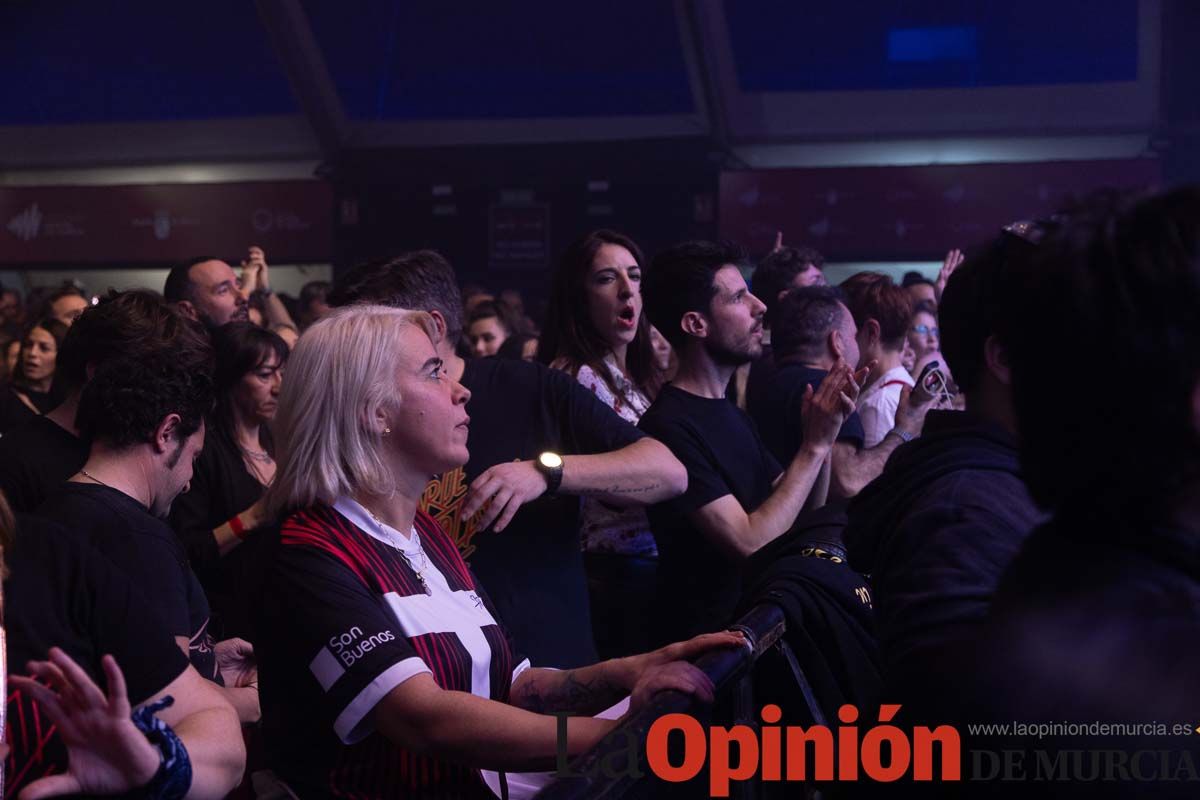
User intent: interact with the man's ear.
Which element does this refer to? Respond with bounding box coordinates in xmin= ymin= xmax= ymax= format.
xmin=984 ymin=334 xmax=1011 ymax=386
xmin=174 ymin=300 xmax=199 ymax=322
xmin=681 ymin=311 xmax=708 ymax=339
xmin=428 ymin=309 xmax=448 ymax=340
xmin=829 ymin=329 xmax=845 ymax=360
xmin=153 ymin=413 xmax=183 ymax=455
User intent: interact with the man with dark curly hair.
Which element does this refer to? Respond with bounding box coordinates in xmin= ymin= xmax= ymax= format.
xmin=33 ymin=353 xmax=263 ymax=724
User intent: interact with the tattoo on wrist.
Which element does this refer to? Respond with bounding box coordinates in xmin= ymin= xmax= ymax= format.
xmin=577 ymin=483 xmax=660 ymax=497
xmin=516 ymin=670 xmax=622 ymax=714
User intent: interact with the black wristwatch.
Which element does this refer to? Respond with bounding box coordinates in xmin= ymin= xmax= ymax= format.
xmin=534 ymin=451 xmax=564 ymax=496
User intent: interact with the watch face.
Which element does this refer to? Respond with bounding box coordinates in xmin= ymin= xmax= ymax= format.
xmin=539 ymin=452 xmax=563 ymax=469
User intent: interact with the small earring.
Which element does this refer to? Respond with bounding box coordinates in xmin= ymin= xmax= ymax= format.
xmin=383 ymin=427 xmax=392 ymax=436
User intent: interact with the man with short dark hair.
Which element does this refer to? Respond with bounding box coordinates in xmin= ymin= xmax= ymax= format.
xmin=754 ymin=286 xmax=932 ymax=501
xmin=0 ymin=290 xmax=211 ymax=512
xmin=331 ymin=250 xmax=687 ymax=668
xmin=845 ymin=231 xmax=1044 ymax=690
xmin=164 ymin=256 xmax=249 ymax=328
xmin=297 ymin=279 xmax=331 ymax=329
xmin=43 ymin=284 xmax=90 ymax=327
xmin=639 ymin=241 xmax=856 ymax=642
xmin=901 ymin=272 xmax=937 ymax=307
xmin=730 ymin=244 xmax=828 ymax=412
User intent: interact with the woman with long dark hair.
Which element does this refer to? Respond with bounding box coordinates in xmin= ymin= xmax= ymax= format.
xmin=540 ymin=229 xmax=664 ymax=657
xmin=0 ymin=317 xmax=68 ymax=434
xmin=169 ymin=321 xmax=287 ymax=641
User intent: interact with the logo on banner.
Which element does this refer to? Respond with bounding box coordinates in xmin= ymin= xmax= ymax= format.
xmin=6 ymin=204 xmax=43 ymax=241
xmin=252 ymin=208 xmax=310 ymax=234
xmin=153 ymin=209 xmax=171 ymax=240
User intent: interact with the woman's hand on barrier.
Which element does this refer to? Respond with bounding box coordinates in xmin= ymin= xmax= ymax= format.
xmin=627 ymin=661 xmax=715 ymax=714
xmin=618 ymin=631 xmax=747 ymax=704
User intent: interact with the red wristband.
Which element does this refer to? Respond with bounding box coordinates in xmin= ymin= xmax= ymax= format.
xmin=228 ymin=514 xmax=247 ymax=540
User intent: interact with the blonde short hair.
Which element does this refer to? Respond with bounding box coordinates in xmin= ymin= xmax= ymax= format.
xmin=264 ymin=304 xmax=437 ymax=518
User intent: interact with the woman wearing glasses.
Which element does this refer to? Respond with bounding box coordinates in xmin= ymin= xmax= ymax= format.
xmin=907 ymin=300 xmax=941 ymax=374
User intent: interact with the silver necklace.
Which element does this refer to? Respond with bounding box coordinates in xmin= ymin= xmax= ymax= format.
xmin=80 ymin=469 xmax=112 ymax=489
xmin=364 ymin=507 xmax=432 ymax=595
xmin=241 ymin=447 xmax=273 ymax=463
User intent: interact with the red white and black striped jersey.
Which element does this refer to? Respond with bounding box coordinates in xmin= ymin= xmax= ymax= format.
xmin=258 ymin=499 xmax=529 ymax=799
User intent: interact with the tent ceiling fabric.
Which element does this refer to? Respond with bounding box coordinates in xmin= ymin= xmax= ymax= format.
xmin=0 ymin=1 xmax=298 ymax=125
xmin=0 ymin=0 xmax=1160 ymax=168
xmin=301 ymin=0 xmax=695 ymax=121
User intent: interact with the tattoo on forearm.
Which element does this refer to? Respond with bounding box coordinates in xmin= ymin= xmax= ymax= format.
xmin=577 ymin=483 xmax=660 ymax=497
xmin=515 ymin=670 xmax=624 ymax=715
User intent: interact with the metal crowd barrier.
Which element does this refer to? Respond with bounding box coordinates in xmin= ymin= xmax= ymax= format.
xmin=535 ymin=603 xmax=788 ymax=800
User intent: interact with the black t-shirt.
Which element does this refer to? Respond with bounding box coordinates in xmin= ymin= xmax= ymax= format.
xmin=419 ymin=356 xmax=645 ymax=669
xmin=638 ymin=384 xmax=782 ymax=643
xmin=4 ymin=514 xmax=190 ymax=796
xmin=0 ymin=414 xmax=88 ymax=512
xmin=36 ymin=482 xmax=220 ymax=682
xmin=168 ymin=426 xmax=269 ymax=641
xmin=726 ymin=343 xmax=779 ymax=416
xmin=750 ymin=362 xmax=866 ymax=467
xmin=257 ymin=503 xmax=525 ymax=799
xmin=0 ymin=386 xmax=39 ymax=435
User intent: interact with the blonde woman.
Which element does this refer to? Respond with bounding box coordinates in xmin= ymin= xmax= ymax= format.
xmin=253 ymin=305 xmax=742 ymax=799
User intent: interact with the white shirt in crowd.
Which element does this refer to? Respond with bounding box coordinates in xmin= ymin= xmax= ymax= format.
xmin=856 ymin=364 xmax=915 ymax=449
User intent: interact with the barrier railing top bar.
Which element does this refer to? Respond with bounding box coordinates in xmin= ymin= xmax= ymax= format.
xmin=535 ymin=603 xmax=787 ymax=800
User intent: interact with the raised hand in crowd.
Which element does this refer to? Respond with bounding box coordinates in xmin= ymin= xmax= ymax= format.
xmin=12 ymin=650 xmax=162 ymax=799
xmin=238 ymin=246 xmax=266 ymax=299
xmin=935 ymin=247 xmax=965 ymax=302
xmin=239 ymin=245 xmax=298 ymax=330
xmin=891 ymin=383 xmax=940 ymax=440
xmin=799 ymin=359 xmax=861 ymax=451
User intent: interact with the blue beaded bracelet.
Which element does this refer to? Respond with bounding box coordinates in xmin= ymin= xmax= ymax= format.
xmin=126 ymin=696 xmax=193 ymax=800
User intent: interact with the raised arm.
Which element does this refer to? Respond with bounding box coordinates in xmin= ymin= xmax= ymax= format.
xmin=242 ymin=246 xmax=298 ymax=330
xmin=462 ymin=437 xmax=686 ymax=533
xmin=689 ymin=365 xmax=857 ymax=558
xmin=830 ymin=385 xmax=935 ymax=499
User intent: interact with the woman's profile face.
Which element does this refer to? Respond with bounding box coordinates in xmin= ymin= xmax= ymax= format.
xmin=235 ymin=351 xmax=284 ymax=425
xmin=385 ymin=325 xmax=473 ymax=477
xmin=585 ymin=244 xmax=642 ymax=351
xmin=468 ymin=316 xmax=507 ymax=357
xmin=21 ymin=326 xmax=57 ymax=383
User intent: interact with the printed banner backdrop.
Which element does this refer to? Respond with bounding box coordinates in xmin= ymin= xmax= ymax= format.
xmin=0 ymin=180 xmax=333 ymax=264
xmin=719 ymin=159 xmax=1162 ymax=260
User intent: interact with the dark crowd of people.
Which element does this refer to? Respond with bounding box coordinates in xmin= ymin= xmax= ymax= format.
xmin=0 ymin=185 xmax=1196 ymax=799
